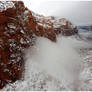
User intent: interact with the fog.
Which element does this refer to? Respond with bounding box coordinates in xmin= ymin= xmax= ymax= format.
xmin=23 ymin=0 xmax=92 ymax=25
xmin=2 ymin=1 xmax=92 ymax=91
xmin=2 ymin=36 xmax=92 ymax=90
xmin=24 ymin=36 xmax=90 ymax=90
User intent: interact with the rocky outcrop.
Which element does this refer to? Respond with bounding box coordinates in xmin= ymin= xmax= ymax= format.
xmin=33 ymin=12 xmax=78 ymax=36
xmin=0 ymin=1 xmax=78 ymax=89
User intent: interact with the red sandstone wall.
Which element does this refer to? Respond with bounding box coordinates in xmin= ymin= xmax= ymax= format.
xmin=0 ymin=1 xmax=78 ymax=89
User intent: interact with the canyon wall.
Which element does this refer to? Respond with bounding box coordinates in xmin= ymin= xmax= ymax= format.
xmin=0 ymin=1 xmax=78 ymax=89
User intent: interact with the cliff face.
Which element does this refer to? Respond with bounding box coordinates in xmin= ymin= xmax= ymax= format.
xmin=0 ymin=1 xmax=78 ymax=89
xmin=0 ymin=1 xmax=36 ymax=89
xmin=33 ymin=12 xmax=78 ymax=36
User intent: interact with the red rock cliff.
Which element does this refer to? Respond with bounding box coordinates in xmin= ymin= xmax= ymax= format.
xmin=0 ymin=1 xmax=78 ymax=89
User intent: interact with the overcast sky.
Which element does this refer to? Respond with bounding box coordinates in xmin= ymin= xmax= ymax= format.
xmin=23 ymin=0 xmax=92 ymax=26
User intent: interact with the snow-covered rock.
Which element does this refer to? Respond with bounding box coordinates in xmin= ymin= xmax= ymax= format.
xmin=0 ymin=1 xmax=78 ymax=89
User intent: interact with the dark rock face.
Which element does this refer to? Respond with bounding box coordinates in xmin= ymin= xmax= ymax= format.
xmin=0 ymin=1 xmax=78 ymax=89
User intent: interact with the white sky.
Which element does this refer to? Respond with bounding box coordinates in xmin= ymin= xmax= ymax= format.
xmin=23 ymin=0 xmax=92 ymax=25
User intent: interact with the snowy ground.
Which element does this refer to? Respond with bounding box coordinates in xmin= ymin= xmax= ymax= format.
xmin=2 ymin=32 xmax=92 ymax=91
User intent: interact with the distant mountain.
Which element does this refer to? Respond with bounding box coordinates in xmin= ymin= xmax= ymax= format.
xmin=77 ymin=25 xmax=92 ymax=31
xmin=77 ymin=25 xmax=92 ymax=41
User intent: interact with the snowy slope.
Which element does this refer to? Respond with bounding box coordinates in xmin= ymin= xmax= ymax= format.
xmin=2 ymin=35 xmax=92 ymax=91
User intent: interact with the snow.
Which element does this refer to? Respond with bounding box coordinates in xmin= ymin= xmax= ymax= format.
xmin=0 ymin=1 xmax=92 ymax=90
xmin=32 ymin=12 xmax=74 ymax=29
xmin=0 ymin=1 xmax=14 ymax=12
xmin=2 ymin=34 xmax=92 ymax=91
xmin=8 ymin=24 xmax=16 ymax=29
